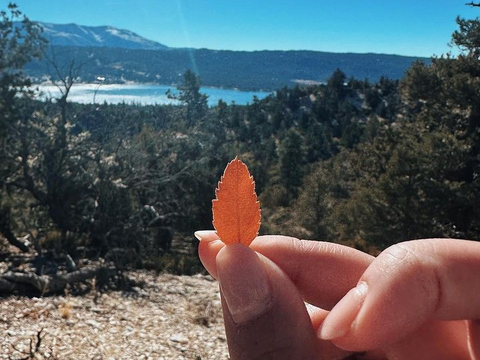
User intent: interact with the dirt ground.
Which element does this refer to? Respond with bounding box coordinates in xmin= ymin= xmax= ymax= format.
xmin=0 ymin=271 xmax=229 ymax=360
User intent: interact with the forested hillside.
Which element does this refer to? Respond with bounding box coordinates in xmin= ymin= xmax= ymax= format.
xmin=25 ymin=45 xmax=427 ymax=91
xmin=1 ymin=3 xmax=479 ymax=293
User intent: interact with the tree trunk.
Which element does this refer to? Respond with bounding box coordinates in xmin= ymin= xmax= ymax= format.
xmin=0 ymin=216 xmax=29 ymax=252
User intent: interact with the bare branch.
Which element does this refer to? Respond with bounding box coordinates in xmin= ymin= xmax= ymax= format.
xmin=0 ymin=217 xmax=29 ymax=253
xmin=42 ymin=45 xmax=90 ymax=101
xmin=466 ymin=1 xmax=480 ymax=7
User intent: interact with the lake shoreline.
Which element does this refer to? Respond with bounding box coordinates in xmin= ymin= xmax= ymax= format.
xmin=32 ymin=81 xmax=271 ymax=93
xmin=33 ymin=83 xmax=271 ymax=106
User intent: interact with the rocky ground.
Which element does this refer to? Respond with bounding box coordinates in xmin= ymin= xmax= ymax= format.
xmin=0 ymin=271 xmax=229 ymax=359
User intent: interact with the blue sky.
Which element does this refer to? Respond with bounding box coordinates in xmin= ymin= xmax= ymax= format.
xmin=12 ymin=0 xmax=480 ymax=57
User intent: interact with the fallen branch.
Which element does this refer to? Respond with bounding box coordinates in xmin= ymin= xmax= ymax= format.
xmin=1 ymin=265 xmax=116 ymax=294
xmin=0 ymin=277 xmax=16 ymax=292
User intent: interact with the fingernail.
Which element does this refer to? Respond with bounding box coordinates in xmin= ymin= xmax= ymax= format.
xmin=217 ymin=244 xmax=273 ymax=324
xmin=194 ymin=230 xmax=217 ymax=241
xmin=318 ymin=282 xmax=368 ymax=340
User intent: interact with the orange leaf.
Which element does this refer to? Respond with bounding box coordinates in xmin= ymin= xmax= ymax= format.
xmin=212 ymin=158 xmax=261 ymax=246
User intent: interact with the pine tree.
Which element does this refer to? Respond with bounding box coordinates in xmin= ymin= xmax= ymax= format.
xmin=167 ymin=70 xmax=208 ymax=125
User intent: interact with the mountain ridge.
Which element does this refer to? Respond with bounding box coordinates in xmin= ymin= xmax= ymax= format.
xmin=38 ymin=22 xmax=169 ymax=50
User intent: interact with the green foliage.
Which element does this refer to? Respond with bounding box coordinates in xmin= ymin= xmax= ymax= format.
xmin=279 ymin=129 xmax=306 ymax=202
xmin=452 ymin=16 xmax=480 ymax=58
xmin=0 ymin=3 xmax=45 ymax=251
xmin=294 ymin=165 xmax=333 ymax=240
xmin=0 ymin=3 xmax=45 ymax=139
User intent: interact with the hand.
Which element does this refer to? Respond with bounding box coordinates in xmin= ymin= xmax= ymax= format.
xmin=195 ymin=232 xmax=480 ymax=360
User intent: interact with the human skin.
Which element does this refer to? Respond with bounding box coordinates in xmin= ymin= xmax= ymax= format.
xmin=195 ymin=232 xmax=480 ymax=360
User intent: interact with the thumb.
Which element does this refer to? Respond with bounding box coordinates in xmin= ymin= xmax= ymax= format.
xmin=217 ymin=243 xmax=349 ymax=360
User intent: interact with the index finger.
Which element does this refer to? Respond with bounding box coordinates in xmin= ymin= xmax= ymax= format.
xmin=320 ymin=239 xmax=480 ymax=352
xmin=197 ymin=232 xmax=373 ymax=309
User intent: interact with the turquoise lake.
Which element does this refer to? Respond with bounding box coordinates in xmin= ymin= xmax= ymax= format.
xmin=36 ymin=83 xmax=271 ymax=106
